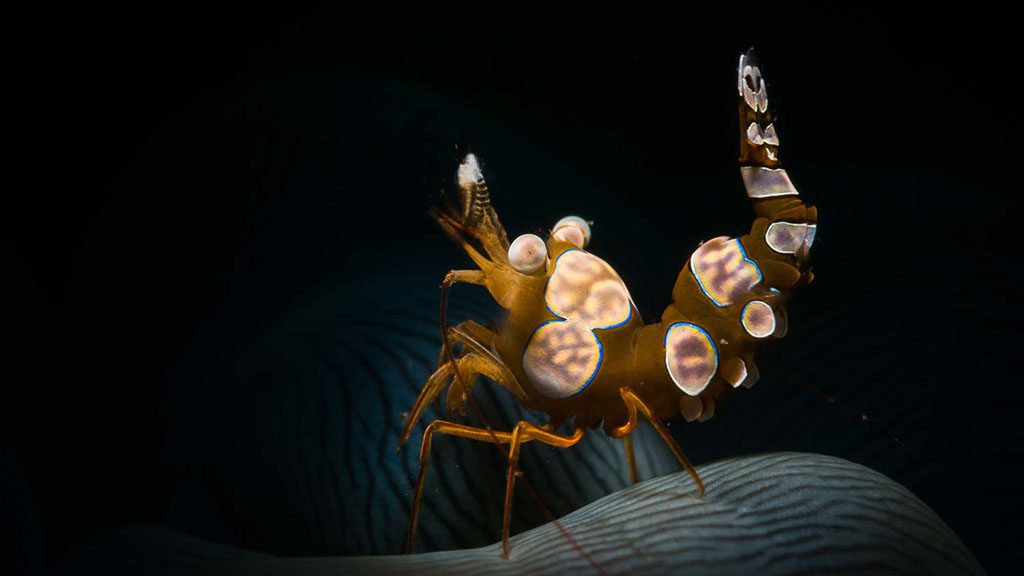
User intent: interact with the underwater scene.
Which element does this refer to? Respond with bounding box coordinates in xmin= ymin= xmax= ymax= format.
xmin=4 ymin=6 xmax=1019 ymax=576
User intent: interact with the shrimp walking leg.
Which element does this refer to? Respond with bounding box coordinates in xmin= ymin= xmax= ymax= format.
xmin=438 ymin=269 xmax=485 ymax=408
xmin=405 ymin=420 xmax=583 ymax=555
xmin=613 ymin=387 xmax=704 ymax=496
xmin=441 ymin=320 xmax=530 ymax=412
xmin=501 ymin=422 xmax=584 ymax=557
xmin=435 ymin=320 xmax=496 ymax=367
xmin=398 ymin=350 xmax=522 ymax=449
xmin=622 ymin=434 xmax=639 ymax=485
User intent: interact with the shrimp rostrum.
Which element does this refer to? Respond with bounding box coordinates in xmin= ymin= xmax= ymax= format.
xmin=398 ymin=50 xmax=818 ymax=557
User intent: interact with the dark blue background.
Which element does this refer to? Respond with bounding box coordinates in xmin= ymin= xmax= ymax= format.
xmin=4 ymin=4 xmax=1020 ymax=574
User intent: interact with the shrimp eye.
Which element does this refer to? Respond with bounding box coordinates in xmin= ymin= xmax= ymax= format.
xmin=552 ymin=215 xmax=591 ymax=248
xmin=508 ymin=233 xmax=548 ymax=274
xmin=553 ymin=225 xmax=585 ymax=247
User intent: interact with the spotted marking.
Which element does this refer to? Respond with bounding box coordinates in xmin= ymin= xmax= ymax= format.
xmin=742 ymin=300 xmax=776 ymax=338
xmin=738 ymin=56 xmax=769 ymax=113
xmin=522 ymin=321 xmax=602 ymax=399
xmin=544 ymin=250 xmax=632 ymax=328
xmin=523 ymin=249 xmax=633 ymax=399
xmin=740 ymin=166 xmax=799 ymax=198
xmin=766 ymin=221 xmax=817 ymax=254
xmin=747 ymin=122 xmax=764 ymax=146
xmin=691 ymin=237 xmax=763 ymax=307
xmin=665 ymin=322 xmax=718 ymax=396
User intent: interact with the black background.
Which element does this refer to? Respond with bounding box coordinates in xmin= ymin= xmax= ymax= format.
xmin=4 ymin=4 xmax=1021 ymax=574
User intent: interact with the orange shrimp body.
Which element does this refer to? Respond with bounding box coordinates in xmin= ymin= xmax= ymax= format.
xmin=495 ymin=243 xmax=645 ymax=421
xmin=398 ymin=50 xmax=817 ymax=557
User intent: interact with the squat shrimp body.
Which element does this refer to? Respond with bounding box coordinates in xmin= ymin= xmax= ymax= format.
xmin=398 ymin=50 xmax=818 ymax=557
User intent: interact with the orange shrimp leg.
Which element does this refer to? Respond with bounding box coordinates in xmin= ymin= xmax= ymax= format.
xmin=437 ymin=269 xmax=484 ymax=412
xmin=622 ymin=435 xmax=639 ymax=485
xmin=397 ymin=349 xmax=524 ymax=450
xmin=435 ymin=319 xmax=496 ymax=367
xmin=612 ymin=387 xmax=704 ymax=496
xmin=397 ymin=358 xmax=454 ymax=450
xmin=440 ymin=320 xmax=530 ymax=414
xmin=502 ymin=422 xmax=584 ymax=558
xmin=405 ymin=420 xmax=584 ymax=555
xmin=435 ymin=269 xmax=485 ymax=417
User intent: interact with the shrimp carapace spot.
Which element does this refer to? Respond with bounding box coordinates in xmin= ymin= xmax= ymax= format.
xmin=741 ymin=300 xmax=776 ymax=339
xmin=690 ymin=237 xmax=764 ymax=307
xmin=523 ymin=249 xmax=634 ymax=399
xmin=665 ymin=322 xmax=719 ymax=396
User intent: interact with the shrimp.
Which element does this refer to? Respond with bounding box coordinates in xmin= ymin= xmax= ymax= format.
xmin=398 ymin=49 xmax=817 ymax=558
